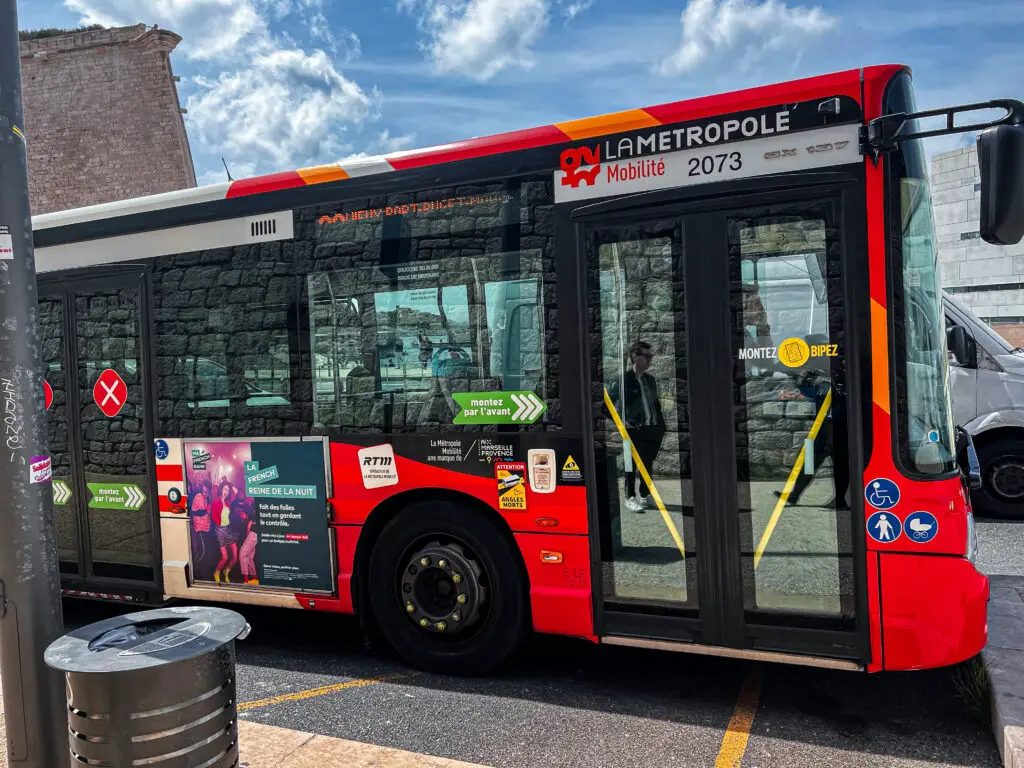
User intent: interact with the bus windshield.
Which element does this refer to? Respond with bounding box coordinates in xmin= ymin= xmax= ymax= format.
xmin=888 ymin=72 xmax=957 ymax=476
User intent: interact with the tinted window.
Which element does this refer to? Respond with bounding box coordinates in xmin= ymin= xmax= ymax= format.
xmin=153 ymin=175 xmax=557 ymax=438
xmin=303 ymin=177 xmax=557 ymax=433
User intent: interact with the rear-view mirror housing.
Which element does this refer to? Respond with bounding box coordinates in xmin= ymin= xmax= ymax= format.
xmin=977 ymin=124 xmax=1024 ymax=246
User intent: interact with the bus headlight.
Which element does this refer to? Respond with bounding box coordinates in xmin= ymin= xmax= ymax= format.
xmin=965 ymin=511 xmax=979 ymax=564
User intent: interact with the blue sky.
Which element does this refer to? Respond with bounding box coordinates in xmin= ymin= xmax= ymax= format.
xmin=20 ymin=0 xmax=1024 ymax=185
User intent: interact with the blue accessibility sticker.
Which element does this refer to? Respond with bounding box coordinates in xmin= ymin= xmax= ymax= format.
xmin=154 ymin=439 xmax=170 ymax=461
xmin=867 ymin=511 xmax=902 ymax=543
xmin=904 ymin=511 xmax=938 ymax=543
xmin=865 ymin=477 xmax=900 ymax=510
xmin=167 ymin=487 xmax=182 ymax=505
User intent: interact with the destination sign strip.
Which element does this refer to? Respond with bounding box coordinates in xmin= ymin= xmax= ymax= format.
xmin=555 ymin=123 xmax=861 ymax=204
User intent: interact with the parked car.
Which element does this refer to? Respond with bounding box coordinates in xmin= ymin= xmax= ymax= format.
xmin=944 ymin=291 xmax=1024 ymax=518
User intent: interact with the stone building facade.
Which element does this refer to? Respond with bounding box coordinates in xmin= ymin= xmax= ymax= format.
xmin=20 ymin=24 xmax=196 ymax=215
xmin=931 ymin=147 xmax=1024 ymax=345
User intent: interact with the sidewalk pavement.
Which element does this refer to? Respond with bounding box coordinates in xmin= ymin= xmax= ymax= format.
xmin=238 ymin=720 xmax=487 ymax=767
xmin=985 ymin=575 xmax=1024 ymax=768
xmin=0 ymin=676 xmax=485 ymax=768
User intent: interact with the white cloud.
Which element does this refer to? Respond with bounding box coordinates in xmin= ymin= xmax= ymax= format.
xmin=65 ymin=0 xmax=380 ymax=175
xmin=660 ymin=0 xmax=837 ymax=76
xmin=66 ymin=0 xmax=267 ymax=61
xmin=402 ymin=0 xmax=549 ymax=81
xmin=559 ymin=0 xmax=592 ymax=22
xmin=188 ymin=49 xmax=378 ymax=170
xmin=337 ymin=129 xmax=418 ymax=162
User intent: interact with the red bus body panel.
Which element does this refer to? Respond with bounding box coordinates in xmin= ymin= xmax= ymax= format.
xmin=880 ymin=553 xmax=989 ymax=670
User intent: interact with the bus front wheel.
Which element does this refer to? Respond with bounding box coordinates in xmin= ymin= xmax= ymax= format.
xmin=366 ymin=500 xmax=529 ymax=675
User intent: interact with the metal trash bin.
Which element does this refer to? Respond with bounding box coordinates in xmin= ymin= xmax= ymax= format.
xmin=44 ymin=605 xmax=250 ymax=767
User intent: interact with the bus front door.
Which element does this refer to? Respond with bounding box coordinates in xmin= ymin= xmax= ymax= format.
xmin=581 ymin=187 xmax=864 ymax=665
xmin=40 ymin=269 xmax=161 ymax=599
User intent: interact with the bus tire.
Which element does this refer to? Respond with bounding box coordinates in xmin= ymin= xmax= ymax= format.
xmin=366 ymin=500 xmax=529 ymax=676
xmin=972 ymin=437 xmax=1024 ymax=519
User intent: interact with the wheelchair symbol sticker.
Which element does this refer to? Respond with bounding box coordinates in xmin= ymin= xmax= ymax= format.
xmin=904 ymin=511 xmax=938 ymax=543
xmin=154 ymin=439 xmax=170 ymax=460
xmin=865 ymin=477 xmax=900 ymax=510
xmin=867 ymin=511 xmax=902 ymax=543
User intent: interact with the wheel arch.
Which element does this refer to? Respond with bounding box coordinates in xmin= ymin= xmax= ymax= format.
xmin=351 ymin=488 xmax=533 ymax=629
xmin=968 ymin=423 xmax=1024 ymax=449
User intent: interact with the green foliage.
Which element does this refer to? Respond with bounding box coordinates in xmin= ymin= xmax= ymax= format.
xmin=19 ymin=25 xmax=104 ymax=42
xmin=950 ymin=654 xmax=992 ymax=722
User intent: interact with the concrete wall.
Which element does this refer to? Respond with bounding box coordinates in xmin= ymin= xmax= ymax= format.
xmin=20 ymin=24 xmax=196 ymax=215
xmin=931 ymin=147 xmax=1024 ymax=343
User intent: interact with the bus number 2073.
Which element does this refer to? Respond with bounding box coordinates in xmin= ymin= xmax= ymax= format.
xmin=688 ymin=152 xmax=742 ymax=177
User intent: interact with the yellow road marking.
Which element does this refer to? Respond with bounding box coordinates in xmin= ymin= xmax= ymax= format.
xmin=753 ymin=389 xmax=832 ymax=569
xmin=603 ymin=387 xmax=686 ymax=559
xmin=715 ymin=668 xmax=763 ymax=768
xmin=238 ymin=672 xmax=419 ymax=712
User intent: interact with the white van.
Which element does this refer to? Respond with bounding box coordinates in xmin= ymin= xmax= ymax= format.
xmin=944 ymin=291 xmax=1024 ymax=518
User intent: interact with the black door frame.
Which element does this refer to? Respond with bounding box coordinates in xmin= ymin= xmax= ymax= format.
xmin=558 ymin=170 xmax=872 ymax=664
xmin=38 ymin=264 xmax=163 ymax=596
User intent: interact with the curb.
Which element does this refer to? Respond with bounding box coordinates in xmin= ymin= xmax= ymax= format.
xmin=983 ymin=576 xmax=1024 ymax=768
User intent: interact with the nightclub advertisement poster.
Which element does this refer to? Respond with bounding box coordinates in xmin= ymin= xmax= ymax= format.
xmin=183 ymin=439 xmax=333 ymax=592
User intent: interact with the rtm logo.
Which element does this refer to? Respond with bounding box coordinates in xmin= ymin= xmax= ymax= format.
xmin=363 ymin=456 xmax=393 ymax=466
xmin=560 ymin=145 xmax=601 ymax=188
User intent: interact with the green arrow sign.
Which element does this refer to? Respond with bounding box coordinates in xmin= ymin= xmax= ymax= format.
xmin=53 ymin=479 xmax=72 ymax=506
xmin=452 ymin=391 xmax=547 ymax=425
xmin=87 ymin=483 xmax=146 ymax=510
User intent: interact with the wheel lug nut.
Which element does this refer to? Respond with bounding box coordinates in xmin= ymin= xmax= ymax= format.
xmin=420 ymin=556 xmax=431 ymax=567
xmin=439 ymin=559 xmax=447 ymax=568
xmin=419 ymin=618 xmax=429 ymax=627
xmin=452 ymin=573 xmax=462 ymax=584
xmin=452 ymin=612 xmax=461 ymax=622
xmin=457 ymin=594 xmax=467 ymax=604
xmin=406 ymin=602 xmax=416 ymax=613
xmin=436 ymin=622 xmax=447 ymax=631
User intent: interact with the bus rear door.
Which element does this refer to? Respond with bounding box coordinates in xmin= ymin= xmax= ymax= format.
xmin=39 ymin=267 xmax=161 ymax=601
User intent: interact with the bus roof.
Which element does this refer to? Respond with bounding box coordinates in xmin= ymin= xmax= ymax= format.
xmin=33 ymin=63 xmax=903 ymax=233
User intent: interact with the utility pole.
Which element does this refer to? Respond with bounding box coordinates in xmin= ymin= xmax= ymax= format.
xmin=0 ymin=2 xmax=69 ymax=765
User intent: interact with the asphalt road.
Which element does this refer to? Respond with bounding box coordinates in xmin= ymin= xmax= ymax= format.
xmin=60 ymin=515 xmax=1020 ymax=768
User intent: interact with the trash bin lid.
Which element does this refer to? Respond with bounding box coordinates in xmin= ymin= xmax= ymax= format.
xmin=44 ymin=605 xmax=249 ymax=673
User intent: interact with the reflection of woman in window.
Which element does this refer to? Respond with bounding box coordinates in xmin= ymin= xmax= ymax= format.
xmin=237 ymin=502 xmax=258 ymax=585
xmin=212 ymin=481 xmax=239 ymax=583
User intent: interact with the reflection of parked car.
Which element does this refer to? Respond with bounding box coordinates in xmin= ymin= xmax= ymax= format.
xmin=183 ymin=356 xmax=290 ymax=408
xmin=430 ymin=346 xmax=473 ymax=377
xmin=945 ymin=292 xmax=1024 ymax=518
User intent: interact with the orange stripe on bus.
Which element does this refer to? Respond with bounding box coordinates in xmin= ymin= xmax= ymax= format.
xmin=871 ymin=298 xmax=890 ymax=414
xmin=555 ymin=109 xmax=662 ymax=141
xmin=296 ymin=165 xmax=349 ymax=185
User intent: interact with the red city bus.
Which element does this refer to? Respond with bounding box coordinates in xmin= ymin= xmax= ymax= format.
xmin=33 ymin=64 xmax=1024 ymax=674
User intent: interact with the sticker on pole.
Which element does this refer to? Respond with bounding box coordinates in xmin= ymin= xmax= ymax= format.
xmin=904 ymin=511 xmax=938 ymax=543
xmin=0 ymin=225 xmax=13 ymax=260
xmin=866 ymin=511 xmax=902 ymax=543
xmin=29 ymin=456 xmax=51 ymax=484
xmin=452 ymin=392 xmax=546 ymax=425
xmin=44 ymin=380 xmax=53 ymax=411
xmin=864 ymin=477 xmax=900 ymax=510
xmin=154 ymin=439 xmax=169 ymax=460
xmin=93 ymin=369 xmax=127 ymax=418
